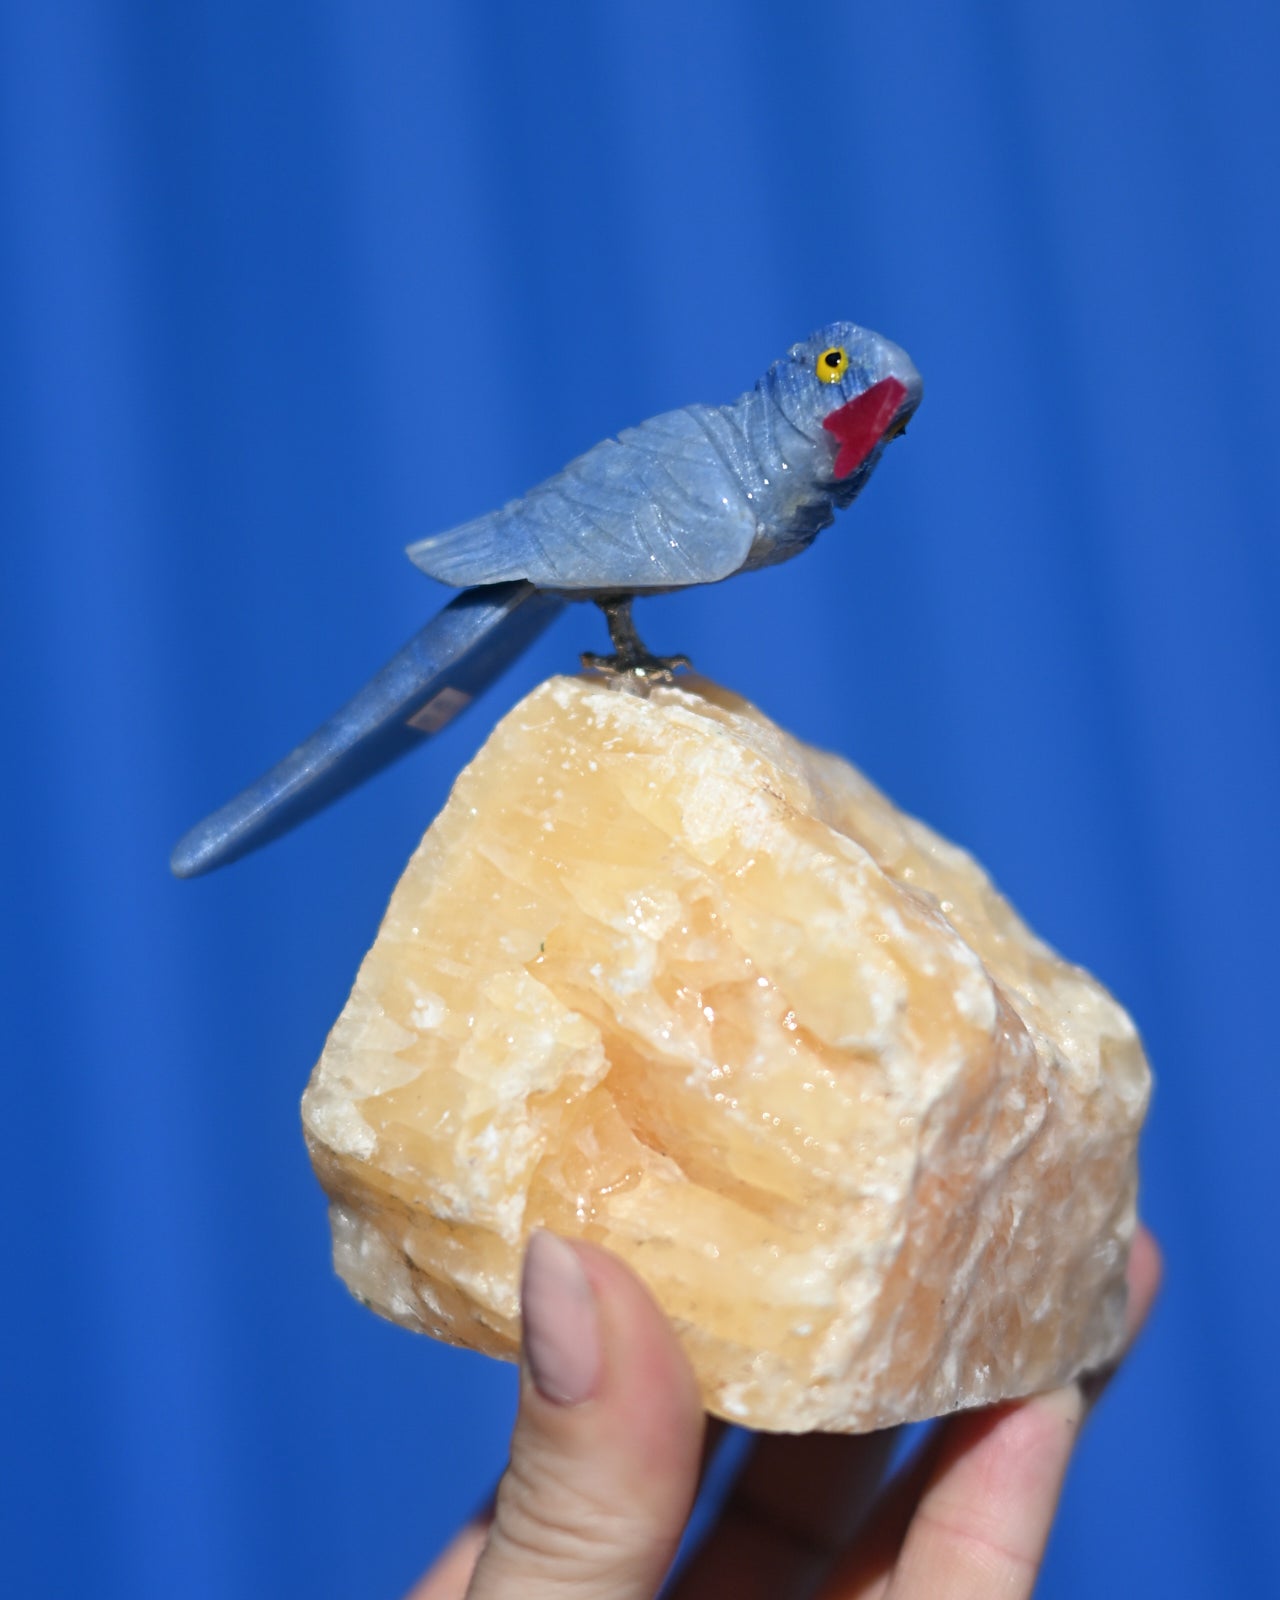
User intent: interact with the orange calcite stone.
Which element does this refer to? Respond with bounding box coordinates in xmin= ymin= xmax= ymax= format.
xmin=303 ymin=675 xmax=1151 ymax=1431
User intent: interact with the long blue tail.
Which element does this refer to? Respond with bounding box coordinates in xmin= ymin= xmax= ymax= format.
xmin=170 ymin=582 xmax=566 ymax=878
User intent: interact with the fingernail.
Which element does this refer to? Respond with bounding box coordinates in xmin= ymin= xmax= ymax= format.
xmin=521 ymin=1231 xmax=601 ymax=1405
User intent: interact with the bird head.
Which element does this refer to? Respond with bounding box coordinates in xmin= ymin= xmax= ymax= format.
xmin=768 ymin=322 xmax=923 ymax=494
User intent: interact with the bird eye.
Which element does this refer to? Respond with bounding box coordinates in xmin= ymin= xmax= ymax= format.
xmin=816 ymin=346 xmax=849 ymax=383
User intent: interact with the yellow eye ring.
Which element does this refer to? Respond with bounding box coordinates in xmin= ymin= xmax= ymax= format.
xmin=816 ymin=346 xmax=849 ymax=383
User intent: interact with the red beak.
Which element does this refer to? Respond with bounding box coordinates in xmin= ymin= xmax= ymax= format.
xmin=822 ymin=376 xmax=910 ymax=479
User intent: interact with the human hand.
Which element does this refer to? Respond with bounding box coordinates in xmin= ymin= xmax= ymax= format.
xmin=410 ymin=1224 xmax=1161 ymax=1600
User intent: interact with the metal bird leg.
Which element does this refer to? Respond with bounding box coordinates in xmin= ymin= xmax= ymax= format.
xmin=581 ymin=596 xmax=690 ymax=683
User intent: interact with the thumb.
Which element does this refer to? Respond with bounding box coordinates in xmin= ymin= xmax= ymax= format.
xmin=466 ymin=1231 xmax=706 ymax=1600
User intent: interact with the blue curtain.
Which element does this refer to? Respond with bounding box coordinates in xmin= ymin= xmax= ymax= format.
xmin=3 ymin=3 xmax=1276 ymax=1595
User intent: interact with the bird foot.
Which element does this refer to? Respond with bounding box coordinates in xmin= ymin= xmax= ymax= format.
xmin=580 ymin=649 xmax=691 ymax=688
xmin=585 ymin=596 xmax=689 ymax=688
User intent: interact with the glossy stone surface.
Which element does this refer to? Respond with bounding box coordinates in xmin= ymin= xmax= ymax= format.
xmin=303 ymin=675 xmax=1151 ymax=1432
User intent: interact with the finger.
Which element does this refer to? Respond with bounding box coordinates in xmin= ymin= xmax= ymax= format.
xmin=465 ymin=1231 xmax=705 ymax=1600
xmin=1121 ymin=1223 xmax=1165 ymax=1342
xmin=813 ymin=1428 xmax=946 ymax=1600
xmin=406 ymin=1513 xmax=492 ymax=1600
xmin=1079 ymin=1222 xmax=1163 ymax=1410
xmin=411 ymin=1411 xmax=730 ymax=1597
xmin=883 ymin=1387 xmax=1086 ymax=1600
xmin=669 ymin=1427 xmax=899 ymax=1599
xmin=823 ymin=1222 xmax=1163 ymax=1600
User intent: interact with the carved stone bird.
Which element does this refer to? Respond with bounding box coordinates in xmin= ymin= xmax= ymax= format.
xmin=408 ymin=320 xmax=920 ymax=673
xmin=172 ymin=322 xmax=921 ymax=876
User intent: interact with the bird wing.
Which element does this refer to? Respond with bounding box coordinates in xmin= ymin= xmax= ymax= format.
xmin=406 ymin=405 xmax=758 ymax=591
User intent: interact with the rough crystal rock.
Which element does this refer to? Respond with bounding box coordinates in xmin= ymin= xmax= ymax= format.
xmin=303 ymin=675 xmax=1151 ymax=1432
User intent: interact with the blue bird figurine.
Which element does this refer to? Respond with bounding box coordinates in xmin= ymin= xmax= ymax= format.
xmin=172 ymin=322 xmax=921 ymax=878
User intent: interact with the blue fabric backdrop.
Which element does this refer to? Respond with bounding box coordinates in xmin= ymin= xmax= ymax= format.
xmin=3 ymin=2 xmax=1277 ymax=1595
